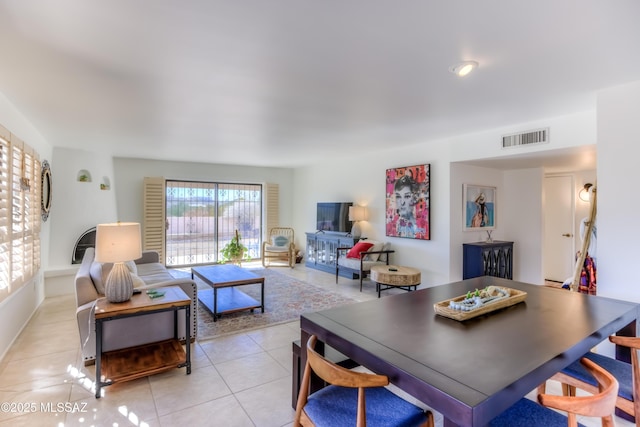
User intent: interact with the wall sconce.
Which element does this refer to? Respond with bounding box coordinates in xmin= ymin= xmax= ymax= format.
xmin=579 ymin=183 xmax=593 ymax=202
xmin=348 ymin=205 xmax=367 ymax=239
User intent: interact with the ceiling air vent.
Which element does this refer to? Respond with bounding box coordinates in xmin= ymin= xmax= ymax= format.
xmin=502 ymin=128 xmax=549 ymax=149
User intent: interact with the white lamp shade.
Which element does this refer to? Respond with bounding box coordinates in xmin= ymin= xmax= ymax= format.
xmin=348 ymin=205 xmax=367 ymax=222
xmin=95 ymin=222 xmax=142 ymax=263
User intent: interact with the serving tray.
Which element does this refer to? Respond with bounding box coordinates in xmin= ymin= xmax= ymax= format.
xmin=434 ymin=286 xmax=527 ymax=321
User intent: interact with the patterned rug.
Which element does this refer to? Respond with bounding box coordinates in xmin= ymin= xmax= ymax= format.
xmin=170 ymin=267 xmax=356 ymax=341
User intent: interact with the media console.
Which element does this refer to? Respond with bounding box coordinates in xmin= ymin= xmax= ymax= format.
xmin=305 ymin=232 xmax=361 ymax=278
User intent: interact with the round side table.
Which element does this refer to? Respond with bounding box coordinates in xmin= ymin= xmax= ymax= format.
xmin=370 ymin=265 xmax=421 ymax=298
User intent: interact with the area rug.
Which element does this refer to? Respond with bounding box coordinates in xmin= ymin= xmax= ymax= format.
xmin=169 ymin=268 xmax=357 ymax=340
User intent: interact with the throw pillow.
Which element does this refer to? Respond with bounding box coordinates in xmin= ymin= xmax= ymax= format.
xmin=364 ymin=241 xmax=384 ymax=261
xmin=130 ymin=273 xmax=145 ymax=288
xmin=346 ymin=242 xmax=374 ymax=259
xmin=125 ymin=260 xmax=137 ymax=275
xmin=272 ymin=235 xmax=289 ymax=247
xmin=89 ymin=262 xmax=113 ymax=295
xmin=90 ymin=261 xmax=139 ymax=295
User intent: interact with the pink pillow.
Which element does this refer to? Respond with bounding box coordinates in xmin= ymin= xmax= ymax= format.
xmin=346 ymin=242 xmax=374 ymax=259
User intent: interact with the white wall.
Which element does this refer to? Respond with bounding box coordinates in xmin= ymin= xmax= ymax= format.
xmin=0 ymin=93 xmax=53 ymax=361
xmin=503 ymin=168 xmax=544 ymax=284
xmin=597 ymin=81 xmax=640 ymax=303
xmin=48 ymin=147 xmax=118 ymax=268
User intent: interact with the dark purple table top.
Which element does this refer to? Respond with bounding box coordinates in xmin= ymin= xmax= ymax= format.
xmin=300 ymin=276 xmax=640 ymax=426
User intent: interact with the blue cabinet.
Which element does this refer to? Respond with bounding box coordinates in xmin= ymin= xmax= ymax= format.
xmin=463 ymin=241 xmax=513 ymax=279
xmin=305 ymin=232 xmax=360 ymax=276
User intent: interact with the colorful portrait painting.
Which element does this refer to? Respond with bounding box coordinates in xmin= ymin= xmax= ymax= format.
xmin=463 ymin=184 xmax=496 ymax=231
xmin=385 ymin=164 xmax=430 ymax=240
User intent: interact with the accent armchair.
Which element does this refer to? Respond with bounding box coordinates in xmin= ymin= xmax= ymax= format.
xmin=262 ymin=227 xmax=296 ymax=268
xmin=336 ymin=240 xmax=394 ymax=290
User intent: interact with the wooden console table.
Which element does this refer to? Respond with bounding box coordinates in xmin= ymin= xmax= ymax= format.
xmin=94 ymin=286 xmax=191 ymax=398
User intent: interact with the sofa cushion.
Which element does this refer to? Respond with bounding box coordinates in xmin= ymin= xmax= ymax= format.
xmin=135 ymin=262 xmax=175 ymax=284
xmin=346 ymin=242 xmax=374 ymax=259
xmin=338 ymin=257 xmax=385 ymax=271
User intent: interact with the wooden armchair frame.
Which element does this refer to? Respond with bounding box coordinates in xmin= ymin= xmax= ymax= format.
xmin=295 ymin=335 xmax=433 ymax=427
xmin=543 ymin=335 xmax=640 ymax=425
xmin=335 ymin=246 xmax=395 ymax=290
xmin=262 ymin=227 xmax=295 ymax=268
xmin=539 ymin=357 xmax=619 ymax=427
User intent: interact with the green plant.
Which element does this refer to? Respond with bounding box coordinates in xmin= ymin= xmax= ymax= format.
xmin=220 ymin=230 xmax=248 ymax=264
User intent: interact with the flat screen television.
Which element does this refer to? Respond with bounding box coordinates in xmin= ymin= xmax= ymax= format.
xmin=316 ymin=202 xmax=353 ymax=233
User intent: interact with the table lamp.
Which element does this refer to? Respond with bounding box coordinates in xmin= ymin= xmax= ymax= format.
xmin=95 ymin=222 xmax=142 ymax=303
xmin=349 ymin=205 xmax=367 ymax=239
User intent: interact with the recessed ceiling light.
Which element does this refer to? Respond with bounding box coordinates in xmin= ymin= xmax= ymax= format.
xmin=449 ymin=60 xmax=479 ymax=77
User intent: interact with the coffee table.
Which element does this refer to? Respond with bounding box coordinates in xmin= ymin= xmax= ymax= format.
xmin=370 ymin=264 xmax=421 ymax=298
xmin=191 ymin=264 xmax=265 ymax=321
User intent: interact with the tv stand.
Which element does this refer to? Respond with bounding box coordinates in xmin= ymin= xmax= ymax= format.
xmin=305 ymin=232 xmax=361 ymax=277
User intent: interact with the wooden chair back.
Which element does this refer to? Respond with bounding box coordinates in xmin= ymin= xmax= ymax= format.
xmin=609 ymin=335 xmax=640 ymax=425
xmin=539 ymin=357 xmax=619 ymax=427
xmin=268 ymin=227 xmax=294 ymax=241
xmin=294 ymin=335 xmax=433 ymax=427
xmin=543 ymin=335 xmax=640 ymax=425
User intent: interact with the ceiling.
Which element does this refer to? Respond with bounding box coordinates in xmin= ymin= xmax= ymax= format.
xmin=0 ymin=1 xmax=638 ymax=169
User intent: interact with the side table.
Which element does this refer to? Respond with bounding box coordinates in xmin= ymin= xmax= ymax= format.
xmin=94 ymin=285 xmax=191 ymax=398
xmin=370 ymin=265 xmax=421 ymax=298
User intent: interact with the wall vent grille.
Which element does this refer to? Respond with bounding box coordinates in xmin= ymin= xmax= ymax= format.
xmin=502 ymin=128 xmax=549 ymax=149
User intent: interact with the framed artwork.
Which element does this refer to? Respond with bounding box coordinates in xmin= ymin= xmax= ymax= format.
xmin=385 ymin=164 xmax=430 ymax=240
xmin=463 ymin=184 xmax=496 ymax=231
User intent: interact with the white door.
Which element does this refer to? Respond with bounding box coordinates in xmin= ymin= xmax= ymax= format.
xmin=544 ymin=175 xmax=575 ymax=282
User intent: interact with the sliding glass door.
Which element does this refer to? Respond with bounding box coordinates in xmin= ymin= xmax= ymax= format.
xmin=165 ymin=180 xmax=262 ymax=267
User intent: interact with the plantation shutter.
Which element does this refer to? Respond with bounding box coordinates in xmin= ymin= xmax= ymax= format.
xmin=143 ymin=177 xmax=166 ymax=263
xmin=0 ymin=132 xmax=10 ymax=290
xmin=265 ymin=183 xmax=279 ymax=237
xmin=10 ymin=140 xmax=24 ymax=284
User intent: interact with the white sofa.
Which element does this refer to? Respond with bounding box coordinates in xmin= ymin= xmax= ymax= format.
xmin=335 ymin=240 xmax=394 ymax=290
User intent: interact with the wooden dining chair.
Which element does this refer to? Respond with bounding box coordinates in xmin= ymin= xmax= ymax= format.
xmin=542 ymin=335 xmax=639 ymax=425
xmin=490 ymin=357 xmax=619 ymax=427
xmin=294 ymin=335 xmax=434 ymax=427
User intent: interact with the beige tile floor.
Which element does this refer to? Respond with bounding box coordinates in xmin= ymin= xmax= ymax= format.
xmin=0 ymin=264 xmax=634 ymax=426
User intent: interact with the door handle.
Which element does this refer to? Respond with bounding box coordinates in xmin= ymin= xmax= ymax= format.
xmin=561 ymin=233 xmax=573 ymax=237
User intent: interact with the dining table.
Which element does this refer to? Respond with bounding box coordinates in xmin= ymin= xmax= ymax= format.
xmin=298 ymin=276 xmax=640 ymax=427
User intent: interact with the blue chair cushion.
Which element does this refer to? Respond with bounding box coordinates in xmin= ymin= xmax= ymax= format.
xmin=489 ymin=398 xmax=587 ymax=427
xmin=561 ymin=351 xmax=632 ymax=401
xmin=304 ymin=385 xmax=427 ymax=427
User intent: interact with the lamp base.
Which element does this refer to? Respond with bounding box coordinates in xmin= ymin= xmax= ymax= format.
xmin=351 ymin=222 xmax=362 ymax=239
xmin=105 ymin=262 xmax=134 ymax=303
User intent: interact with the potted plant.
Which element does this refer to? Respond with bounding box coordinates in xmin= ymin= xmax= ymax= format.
xmin=220 ymin=230 xmax=248 ymax=265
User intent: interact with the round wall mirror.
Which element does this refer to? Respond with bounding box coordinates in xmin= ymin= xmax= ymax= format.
xmin=41 ymin=160 xmax=52 ymax=221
